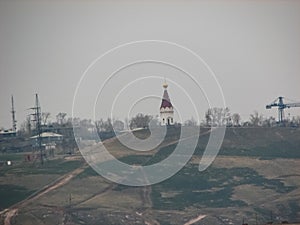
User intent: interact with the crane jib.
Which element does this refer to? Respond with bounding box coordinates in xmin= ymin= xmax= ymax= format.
xmin=266 ymin=96 xmax=300 ymax=123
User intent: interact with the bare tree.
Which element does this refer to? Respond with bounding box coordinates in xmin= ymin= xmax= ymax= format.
xmin=205 ymin=107 xmax=231 ymax=126
xmin=41 ymin=112 xmax=51 ymax=125
xmin=232 ymin=113 xmax=241 ymax=126
xmin=95 ymin=118 xmax=114 ymax=133
xmin=95 ymin=119 xmax=104 ymax=135
xmin=56 ymin=112 xmax=67 ymax=125
xmin=104 ymin=118 xmax=113 ymax=132
xmin=113 ymin=119 xmax=124 ymax=131
xmin=262 ymin=116 xmax=276 ymax=127
xmin=290 ymin=116 xmax=300 ymax=127
xmin=249 ymin=111 xmax=264 ymax=126
xmin=129 ymin=113 xmax=152 ymax=129
xmin=205 ymin=109 xmax=212 ymax=126
xmin=19 ymin=116 xmax=32 ymax=136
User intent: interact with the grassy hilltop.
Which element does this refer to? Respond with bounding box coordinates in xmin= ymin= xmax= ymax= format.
xmin=1 ymin=126 xmax=300 ymax=225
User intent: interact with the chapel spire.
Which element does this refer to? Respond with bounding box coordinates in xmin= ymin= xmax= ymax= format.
xmin=160 ymin=80 xmax=174 ymax=126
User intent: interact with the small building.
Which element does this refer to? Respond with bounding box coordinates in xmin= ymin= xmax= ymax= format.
xmin=30 ymin=132 xmax=63 ymax=148
xmin=0 ymin=129 xmax=17 ymax=138
xmin=160 ymin=81 xmax=175 ymax=126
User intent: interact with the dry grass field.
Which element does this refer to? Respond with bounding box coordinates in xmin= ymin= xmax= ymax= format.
xmin=1 ymin=127 xmax=300 ymax=225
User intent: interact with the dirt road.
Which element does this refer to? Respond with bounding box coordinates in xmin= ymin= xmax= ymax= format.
xmin=183 ymin=215 xmax=206 ymax=225
xmin=1 ymin=164 xmax=87 ymax=225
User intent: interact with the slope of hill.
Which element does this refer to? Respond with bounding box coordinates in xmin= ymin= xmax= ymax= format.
xmin=196 ymin=127 xmax=300 ymax=158
xmin=1 ymin=127 xmax=300 ymax=225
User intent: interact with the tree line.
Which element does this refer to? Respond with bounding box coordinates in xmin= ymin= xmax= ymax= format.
xmin=201 ymin=107 xmax=300 ymax=127
xmin=17 ymin=108 xmax=300 ymax=140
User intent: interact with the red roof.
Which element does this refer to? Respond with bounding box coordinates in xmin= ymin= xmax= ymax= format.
xmin=160 ymin=89 xmax=173 ymax=108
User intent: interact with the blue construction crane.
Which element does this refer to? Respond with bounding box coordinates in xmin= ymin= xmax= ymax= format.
xmin=266 ymin=96 xmax=300 ymax=123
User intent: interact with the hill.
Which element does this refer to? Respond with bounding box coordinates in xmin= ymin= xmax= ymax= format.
xmin=0 ymin=127 xmax=300 ymax=225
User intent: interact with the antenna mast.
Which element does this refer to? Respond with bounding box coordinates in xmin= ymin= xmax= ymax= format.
xmin=11 ymin=95 xmax=17 ymax=132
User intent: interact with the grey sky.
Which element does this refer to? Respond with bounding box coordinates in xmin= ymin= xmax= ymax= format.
xmin=1 ymin=1 xmax=300 ymax=128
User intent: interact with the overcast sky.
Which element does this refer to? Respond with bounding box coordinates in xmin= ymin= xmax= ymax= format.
xmin=1 ymin=1 xmax=300 ymax=128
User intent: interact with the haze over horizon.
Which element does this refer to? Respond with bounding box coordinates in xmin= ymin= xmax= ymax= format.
xmin=1 ymin=1 xmax=300 ymax=129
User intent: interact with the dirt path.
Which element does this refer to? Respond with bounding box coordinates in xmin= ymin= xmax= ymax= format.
xmin=1 ymin=164 xmax=87 ymax=225
xmin=183 ymin=215 xmax=206 ymax=225
xmin=73 ymin=183 xmax=116 ymax=206
xmin=139 ymin=129 xmax=212 ymax=225
xmin=3 ymin=209 xmax=18 ymax=225
xmin=141 ymin=185 xmax=152 ymax=208
xmin=1 ymin=129 xmax=212 ymax=225
xmin=139 ymin=166 xmax=160 ymax=225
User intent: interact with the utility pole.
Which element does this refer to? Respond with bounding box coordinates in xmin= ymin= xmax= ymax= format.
xmin=11 ymin=95 xmax=17 ymax=132
xmin=31 ymin=94 xmax=43 ymax=165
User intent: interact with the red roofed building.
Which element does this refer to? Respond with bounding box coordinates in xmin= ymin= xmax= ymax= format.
xmin=160 ymin=81 xmax=174 ymax=125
